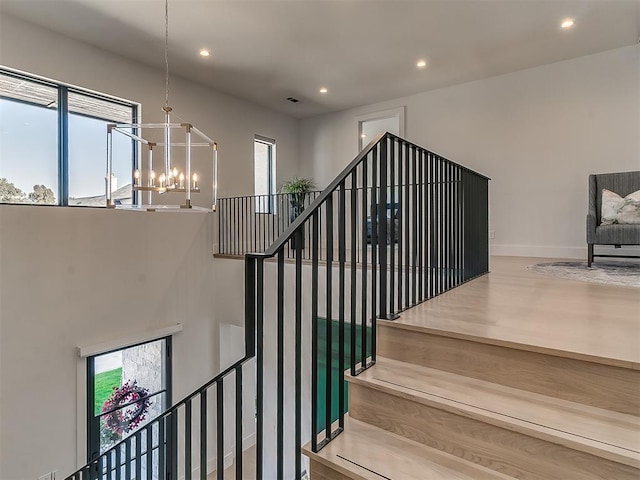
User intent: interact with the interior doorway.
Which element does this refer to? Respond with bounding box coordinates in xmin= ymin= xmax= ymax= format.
xmin=357 ymin=106 xmax=405 ymax=150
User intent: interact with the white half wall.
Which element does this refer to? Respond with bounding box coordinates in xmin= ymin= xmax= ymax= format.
xmin=0 ymin=13 xmax=300 ymax=202
xmin=0 ymin=205 xmax=222 ymax=479
xmin=299 ymin=45 xmax=640 ymax=259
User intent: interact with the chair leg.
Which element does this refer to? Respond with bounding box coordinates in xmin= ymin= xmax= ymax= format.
xmin=587 ymin=244 xmax=594 ymax=267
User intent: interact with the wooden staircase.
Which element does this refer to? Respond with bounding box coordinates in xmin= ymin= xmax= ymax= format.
xmin=303 ymin=261 xmax=640 ymax=479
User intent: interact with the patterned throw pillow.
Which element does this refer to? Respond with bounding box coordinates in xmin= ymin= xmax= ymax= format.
xmin=601 ymin=189 xmax=640 ymax=225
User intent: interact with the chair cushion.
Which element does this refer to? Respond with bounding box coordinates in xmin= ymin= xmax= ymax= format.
xmin=593 ymin=171 xmax=640 ymax=224
xmin=594 ymin=224 xmax=640 ymax=245
xmin=601 ymin=189 xmax=640 ymax=225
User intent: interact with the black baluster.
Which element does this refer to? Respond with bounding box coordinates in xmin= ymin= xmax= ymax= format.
xmin=311 ymin=211 xmax=319 ymax=451
xmin=216 ymin=380 xmax=224 ymax=480
xmin=294 ymin=226 xmax=303 ymax=479
xmin=235 ymin=366 xmax=243 ymax=480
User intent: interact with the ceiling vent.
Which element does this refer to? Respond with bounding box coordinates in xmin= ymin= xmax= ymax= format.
xmin=286 ymin=97 xmax=300 ymax=103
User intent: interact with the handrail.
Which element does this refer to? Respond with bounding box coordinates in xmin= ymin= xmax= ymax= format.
xmin=217 ymin=191 xmax=321 ymax=201
xmin=66 ymin=356 xmax=249 ymax=479
xmin=252 ymin=131 xmax=489 ymax=258
xmin=67 ymin=131 xmax=490 ymax=480
xmin=244 ymin=131 xmax=491 ymax=477
xmin=254 ymin=131 xmax=386 ymax=257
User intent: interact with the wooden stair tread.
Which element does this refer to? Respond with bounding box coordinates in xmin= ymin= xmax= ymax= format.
xmin=378 ymin=319 xmax=639 ymax=370
xmin=347 ymin=357 xmax=640 ymax=468
xmin=303 ymin=416 xmax=513 ymax=480
xmin=376 ymin=256 xmax=640 ymax=371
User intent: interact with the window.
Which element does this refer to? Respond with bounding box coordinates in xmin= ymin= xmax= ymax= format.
xmin=0 ymin=72 xmax=59 ymax=204
xmin=87 ymin=338 xmax=171 ymax=460
xmin=0 ymin=67 xmax=138 ymax=207
xmin=254 ymin=135 xmax=275 ymax=213
xmin=68 ymin=92 xmax=135 ymax=206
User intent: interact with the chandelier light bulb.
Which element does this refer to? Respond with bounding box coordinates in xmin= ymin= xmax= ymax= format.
xmin=561 ymin=19 xmax=574 ymax=29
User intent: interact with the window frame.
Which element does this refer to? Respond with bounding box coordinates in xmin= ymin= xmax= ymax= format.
xmin=0 ymin=66 xmax=139 ymax=207
xmin=86 ymin=336 xmax=172 ymax=462
xmin=254 ymin=135 xmax=276 ymax=214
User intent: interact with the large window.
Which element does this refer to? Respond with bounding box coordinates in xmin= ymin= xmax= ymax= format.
xmin=87 ymin=338 xmax=171 ymax=461
xmin=0 ymin=68 xmax=138 ymax=206
xmin=254 ymin=135 xmax=276 ymax=214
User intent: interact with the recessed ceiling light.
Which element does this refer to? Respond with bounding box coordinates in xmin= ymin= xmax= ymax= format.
xmin=319 ymin=87 xmax=328 ymax=94
xmin=199 ymin=49 xmax=210 ymax=57
xmin=416 ymin=59 xmax=427 ymax=69
xmin=361 ymin=133 xmax=367 ymax=138
xmin=561 ymin=19 xmax=574 ymax=29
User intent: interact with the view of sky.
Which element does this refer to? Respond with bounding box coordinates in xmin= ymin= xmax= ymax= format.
xmin=0 ymin=98 xmax=133 ymax=199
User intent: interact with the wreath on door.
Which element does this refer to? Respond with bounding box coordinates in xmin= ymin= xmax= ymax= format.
xmin=101 ymin=380 xmax=151 ymax=440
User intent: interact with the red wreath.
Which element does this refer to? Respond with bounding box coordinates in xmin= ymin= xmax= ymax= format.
xmin=101 ymin=380 xmax=151 ymax=440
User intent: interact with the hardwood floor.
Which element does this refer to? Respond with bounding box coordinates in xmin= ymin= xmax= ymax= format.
xmin=349 ymin=358 xmax=640 ymax=466
xmin=306 ymin=256 xmax=640 ymax=479
xmin=393 ymin=256 xmax=640 ymax=368
xmin=304 ymin=417 xmax=514 ymax=480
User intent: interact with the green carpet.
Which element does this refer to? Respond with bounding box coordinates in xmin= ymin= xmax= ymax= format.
xmin=315 ymin=318 xmax=372 ymax=434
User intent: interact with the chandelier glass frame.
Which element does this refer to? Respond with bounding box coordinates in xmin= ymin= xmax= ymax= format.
xmin=106 ymin=115 xmax=218 ymax=210
xmin=105 ymin=0 xmax=218 ymax=212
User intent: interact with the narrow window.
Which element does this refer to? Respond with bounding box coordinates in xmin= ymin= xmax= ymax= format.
xmin=68 ymin=91 xmax=135 ymax=206
xmin=86 ymin=337 xmax=171 ymax=461
xmin=254 ymin=135 xmax=275 ymax=214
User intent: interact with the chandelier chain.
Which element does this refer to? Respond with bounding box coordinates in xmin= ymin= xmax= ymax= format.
xmin=164 ymin=0 xmax=170 ymax=108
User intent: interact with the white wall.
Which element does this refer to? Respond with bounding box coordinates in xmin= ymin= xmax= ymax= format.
xmin=0 ymin=205 xmax=226 ymax=479
xmin=300 ymin=45 xmax=640 ymax=259
xmin=0 ymin=14 xmax=305 ymax=478
xmin=0 ymin=13 xmax=300 ymax=201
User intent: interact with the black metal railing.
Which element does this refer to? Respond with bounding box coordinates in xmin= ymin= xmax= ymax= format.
xmin=66 ymin=355 xmax=252 ymax=480
xmin=217 ymin=191 xmax=321 ymax=257
xmin=244 ymin=132 xmax=490 ymax=478
xmin=65 ymin=132 xmax=489 ymax=480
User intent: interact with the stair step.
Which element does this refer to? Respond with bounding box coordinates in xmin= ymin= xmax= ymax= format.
xmin=303 ymin=416 xmax=513 ymax=480
xmin=377 ymin=320 xmax=640 ymax=416
xmin=347 ymin=357 xmax=640 ymax=480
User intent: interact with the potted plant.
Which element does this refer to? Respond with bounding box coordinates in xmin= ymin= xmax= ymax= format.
xmin=280 ymin=177 xmax=316 ymax=223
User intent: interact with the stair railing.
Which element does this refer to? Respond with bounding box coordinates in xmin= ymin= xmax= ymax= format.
xmin=65 ymin=356 xmax=252 ymax=480
xmin=65 ymin=132 xmax=489 ymax=480
xmin=217 ymin=191 xmax=321 ymax=257
xmin=245 ymin=132 xmax=490 ymax=479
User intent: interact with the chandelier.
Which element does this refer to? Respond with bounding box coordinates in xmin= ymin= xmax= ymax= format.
xmin=105 ymin=0 xmax=218 ymax=210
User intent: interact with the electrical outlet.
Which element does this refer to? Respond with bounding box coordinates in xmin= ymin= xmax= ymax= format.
xmin=38 ymin=472 xmax=55 ymax=480
xmin=489 ymin=230 xmax=495 ymax=239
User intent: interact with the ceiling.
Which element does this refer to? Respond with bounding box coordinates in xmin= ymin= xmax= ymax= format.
xmin=1 ymin=1 xmax=639 ymax=118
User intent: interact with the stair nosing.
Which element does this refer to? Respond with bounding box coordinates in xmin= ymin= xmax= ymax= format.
xmin=303 ymin=416 xmax=515 ymax=480
xmin=377 ymin=319 xmax=640 ymax=370
xmin=347 ymin=357 xmax=640 ymax=469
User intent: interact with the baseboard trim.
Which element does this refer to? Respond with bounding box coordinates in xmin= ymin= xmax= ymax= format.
xmin=490 ymin=244 xmax=585 ymax=259
xmin=490 ymin=244 xmax=640 ymax=260
xmin=180 ymin=432 xmax=256 ymax=480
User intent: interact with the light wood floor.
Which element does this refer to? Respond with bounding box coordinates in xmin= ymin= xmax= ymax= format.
xmin=208 ymin=445 xmax=256 ymax=480
xmin=391 ymin=256 xmax=640 ymax=369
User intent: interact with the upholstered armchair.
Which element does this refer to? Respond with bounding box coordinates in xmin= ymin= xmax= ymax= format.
xmin=587 ymin=171 xmax=640 ymax=267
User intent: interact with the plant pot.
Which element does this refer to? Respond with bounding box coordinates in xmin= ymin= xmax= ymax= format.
xmin=289 ymin=192 xmax=307 ymax=249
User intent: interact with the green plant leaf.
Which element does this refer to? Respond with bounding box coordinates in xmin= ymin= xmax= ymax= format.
xmin=280 ymin=177 xmax=316 ymax=194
